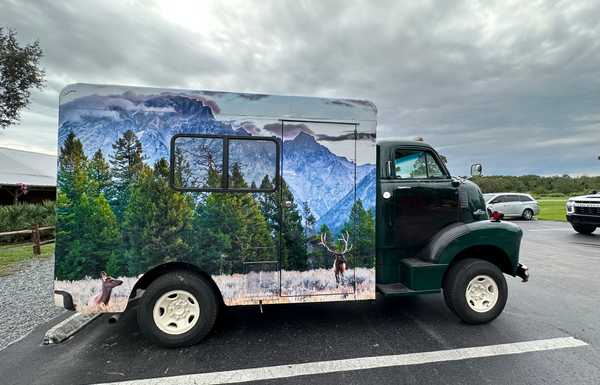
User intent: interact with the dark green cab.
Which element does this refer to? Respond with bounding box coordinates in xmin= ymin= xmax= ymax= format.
xmin=375 ymin=139 xmax=527 ymax=324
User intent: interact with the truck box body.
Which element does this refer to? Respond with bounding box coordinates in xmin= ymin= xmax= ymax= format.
xmin=54 ymin=84 xmax=377 ymax=313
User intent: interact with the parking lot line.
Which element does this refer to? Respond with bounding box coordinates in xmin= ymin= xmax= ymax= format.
xmin=93 ymin=337 xmax=587 ymax=385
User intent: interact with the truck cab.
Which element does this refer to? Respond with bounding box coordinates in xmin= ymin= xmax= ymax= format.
xmin=375 ymin=140 xmax=527 ymax=324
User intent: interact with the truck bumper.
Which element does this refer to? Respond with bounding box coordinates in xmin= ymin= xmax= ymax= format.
xmin=566 ymin=214 xmax=600 ymax=226
xmin=516 ymin=263 xmax=529 ymax=282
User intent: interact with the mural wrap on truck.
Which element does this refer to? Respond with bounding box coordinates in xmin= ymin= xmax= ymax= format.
xmin=54 ymin=83 xmax=377 ymax=313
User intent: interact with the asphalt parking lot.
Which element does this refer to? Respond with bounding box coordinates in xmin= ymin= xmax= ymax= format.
xmin=1 ymin=220 xmax=599 ymax=385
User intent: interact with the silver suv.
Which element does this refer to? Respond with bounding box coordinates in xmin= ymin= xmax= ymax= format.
xmin=483 ymin=193 xmax=539 ymax=220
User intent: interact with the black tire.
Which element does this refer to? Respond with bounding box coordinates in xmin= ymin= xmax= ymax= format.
xmin=572 ymin=224 xmax=596 ymax=235
xmin=443 ymin=259 xmax=507 ymax=324
xmin=137 ymin=271 xmax=218 ymax=348
xmin=522 ymin=208 xmax=534 ymax=220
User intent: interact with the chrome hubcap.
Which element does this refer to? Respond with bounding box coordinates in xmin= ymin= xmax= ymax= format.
xmin=465 ymin=275 xmax=499 ymax=313
xmin=153 ymin=290 xmax=200 ymax=335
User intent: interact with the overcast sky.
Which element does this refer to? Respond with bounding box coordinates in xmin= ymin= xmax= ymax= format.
xmin=1 ymin=0 xmax=599 ymax=176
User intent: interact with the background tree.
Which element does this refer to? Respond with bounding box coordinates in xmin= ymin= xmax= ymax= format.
xmin=189 ymin=165 xmax=274 ymax=275
xmin=340 ymin=200 xmax=375 ymax=268
xmin=280 ymin=179 xmax=307 ymax=271
xmin=58 ymin=131 xmax=87 ymax=199
xmin=302 ymin=201 xmax=316 ymax=236
xmin=109 ymin=130 xmax=144 ymax=219
xmin=0 ymin=28 xmax=45 ymax=129
xmin=88 ymin=149 xmax=111 ymax=196
xmin=55 ymin=133 xmax=121 ymax=280
xmin=122 ymin=158 xmax=194 ymax=276
xmin=315 ymin=224 xmax=333 ymax=268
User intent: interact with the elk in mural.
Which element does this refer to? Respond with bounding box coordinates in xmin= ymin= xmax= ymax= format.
xmin=320 ymin=231 xmax=353 ymax=287
xmin=87 ymin=271 xmax=123 ymax=308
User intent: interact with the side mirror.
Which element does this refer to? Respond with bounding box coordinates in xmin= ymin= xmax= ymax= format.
xmin=470 ymin=163 xmax=482 ymax=177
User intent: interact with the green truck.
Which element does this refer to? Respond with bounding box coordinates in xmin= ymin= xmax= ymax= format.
xmin=54 ymin=84 xmax=528 ymax=347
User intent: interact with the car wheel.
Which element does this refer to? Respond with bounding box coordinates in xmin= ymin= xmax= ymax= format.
xmin=572 ymin=224 xmax=597 ymax=235
xmin=137 ymin=271 xmax=218 ymax=348
xmin=522 ymin=208 xmax=534 ymax=220
xmin=443 ymin=258 xmax=507 ymax=324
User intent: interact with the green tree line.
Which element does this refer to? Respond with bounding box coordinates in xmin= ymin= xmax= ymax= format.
xmin=55 ymin=130 xmax=375 ymax=280
xmin=471 ymin=175 xmax=600 ymax=196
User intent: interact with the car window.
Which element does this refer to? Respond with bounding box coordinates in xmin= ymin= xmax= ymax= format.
xmin=507 ymin=195 xmax=523 ymax=202
xmin=426 ymin=153 xmax=445 ymax=178
xmin=394 ymin=150 xmax=428 ymax=179
xmin=520 ymin=195 xmax=533 ymax=202
xmin=394 ymin=150 xmax=446 ymax=179
xmin=490 ymin=195 xmax=505 ymax=204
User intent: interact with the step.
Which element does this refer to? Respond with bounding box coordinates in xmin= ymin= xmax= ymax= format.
xmin=399 ymin=258 xmax=447 ymax=291
xmin=376 ymin=282 xmax=440 ymax=297
xmin=376 ymin=283 xmax=415 ymax=296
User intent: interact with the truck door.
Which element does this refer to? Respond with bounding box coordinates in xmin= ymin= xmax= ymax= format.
xmin=278 ymin=120 xmax=358 ymax=297
xmin=387 ymin=148 xmax=459 ymax=255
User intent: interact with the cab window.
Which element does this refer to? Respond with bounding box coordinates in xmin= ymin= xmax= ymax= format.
xmin=394 ymin=150 xmax=447 ymax=179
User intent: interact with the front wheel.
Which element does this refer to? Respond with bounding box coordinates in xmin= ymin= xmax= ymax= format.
xmin=572 ymin=224 xmax=596 ymax=235
xmin=137 ymin=271 xmax=218 ymax=348
xmin=443 ymin=259 xmax=507 ymax=324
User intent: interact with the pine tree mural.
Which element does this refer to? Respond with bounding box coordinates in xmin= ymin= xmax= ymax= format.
xmin=123 ymin=159 xmax=194 ymax=275
xmin=55 ymin=134 xmax=121 ymax=279
xmin=109 ymin=130 xmax=144 ymax=219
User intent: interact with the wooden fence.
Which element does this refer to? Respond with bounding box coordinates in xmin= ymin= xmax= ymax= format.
xmin=0 ymin=225 xmax=55 ymax=255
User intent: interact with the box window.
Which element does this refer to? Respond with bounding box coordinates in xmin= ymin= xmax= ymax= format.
xmin=171 ymin=134 xmax=279 ymax=192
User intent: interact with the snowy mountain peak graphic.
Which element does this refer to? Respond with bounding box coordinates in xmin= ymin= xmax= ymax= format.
xmin=58 ymin=92 xmax=375 ymax=230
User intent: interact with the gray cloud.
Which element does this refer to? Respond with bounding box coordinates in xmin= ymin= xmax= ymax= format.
xmin=1 ymin=0 xmax=599 ymax=175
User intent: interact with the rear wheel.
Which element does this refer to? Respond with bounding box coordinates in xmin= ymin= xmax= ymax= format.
xmin=522 ymin=208 xmax=534 ymax=220
xmin=443 ymin=259 xmax=507 ymax=324
xmin=572 ymin=224 xmax=596 ymax=235
xmin=137 ymin=271 xmax=218 ymax=348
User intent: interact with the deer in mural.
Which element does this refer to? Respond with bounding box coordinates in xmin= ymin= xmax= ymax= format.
xmin=320 ymin=231 xmax=353 ymax=287
xmin=88 ymin=271 xmax=123 ymax=308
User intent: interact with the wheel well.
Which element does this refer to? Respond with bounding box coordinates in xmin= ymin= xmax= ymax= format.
xmin=126 ymin=262 xmax=224 ymax=309
xmin=444 ymin=245 xmax=514 ymax=279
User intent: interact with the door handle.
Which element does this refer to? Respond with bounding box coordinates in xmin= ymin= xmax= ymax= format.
xmin=396 ymin=186 xmax=412 ymax=190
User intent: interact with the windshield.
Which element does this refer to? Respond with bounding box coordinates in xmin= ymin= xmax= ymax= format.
xmin=482 ymin=194 xmax=496 ymax=203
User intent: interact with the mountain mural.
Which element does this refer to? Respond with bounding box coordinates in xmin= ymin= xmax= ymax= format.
xmin=58 ymin=93 xmax=375 ymax=230
xmin=317 ymin=168 xmax=376 ymax=233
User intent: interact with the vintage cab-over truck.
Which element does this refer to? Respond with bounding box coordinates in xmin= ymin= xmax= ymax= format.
xmin=54 ymin=84 xmax=528 ymax=347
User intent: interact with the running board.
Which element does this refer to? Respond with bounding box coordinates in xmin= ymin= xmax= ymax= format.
xmin=376 ymin=283 xmax=440 ymax=297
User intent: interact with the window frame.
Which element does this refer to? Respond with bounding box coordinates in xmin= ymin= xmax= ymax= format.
xmin=169 ymin=133 xmax=280 ymax=193
xmin=392 ymin=148 xmax=450 ymax=180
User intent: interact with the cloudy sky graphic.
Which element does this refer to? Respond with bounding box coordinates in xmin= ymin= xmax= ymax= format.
xmin=1 ymin=0 xmax=599 ymax=176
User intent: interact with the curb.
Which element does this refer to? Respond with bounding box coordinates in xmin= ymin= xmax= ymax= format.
xmin=43 ymin=313 xmax=101 ymax=345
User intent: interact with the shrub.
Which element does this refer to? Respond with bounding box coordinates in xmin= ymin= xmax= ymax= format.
xmin=0 ymin=201 xmax=55 ymax=233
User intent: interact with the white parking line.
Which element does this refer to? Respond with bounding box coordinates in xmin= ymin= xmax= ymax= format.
xmin=94 ymin=337 xmax=587 ymax=385
xmin=526 ymin=228 xmax=569 ymax=232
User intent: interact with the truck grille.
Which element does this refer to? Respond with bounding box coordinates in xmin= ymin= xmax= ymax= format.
xmin=575 ymin=206 xmax=600 ymax=216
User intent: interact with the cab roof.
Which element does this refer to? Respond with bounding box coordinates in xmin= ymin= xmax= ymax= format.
xmin=376 ymin=139 xmax=434 ymax=149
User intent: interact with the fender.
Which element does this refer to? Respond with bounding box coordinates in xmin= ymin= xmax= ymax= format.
xmin=417 ymin=220 xmax=523 ymax=274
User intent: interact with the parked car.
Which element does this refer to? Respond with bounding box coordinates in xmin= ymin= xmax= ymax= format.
xmin=483 ymin=193 xmax=539 ymax=220
xmin=566 ymin=192 xmax=600 ymax=235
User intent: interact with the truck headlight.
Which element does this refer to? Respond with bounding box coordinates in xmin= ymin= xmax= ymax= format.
xmin=566 ymin=200 xmax=574 ymax=213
